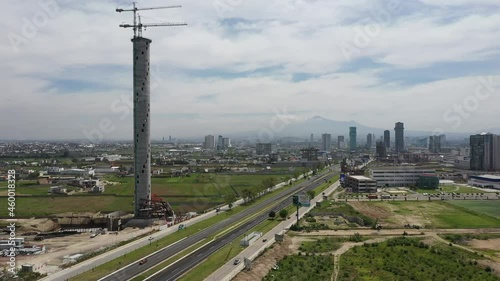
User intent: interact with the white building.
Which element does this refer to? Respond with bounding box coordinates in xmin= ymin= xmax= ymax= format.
xmin=49 ymin=186 xmax=67 ymax=194
xmin=345 ymin=175 xmax=377 ymax=193
xmin=468 ymin=175 xmax=500 ymax=190
xmin=370 ymin=167 xmax=436 ymax=187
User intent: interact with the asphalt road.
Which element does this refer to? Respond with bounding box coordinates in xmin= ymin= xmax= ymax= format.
xmin=147 ymin=171 xmax=338 ymax=281
xmin=100 ymin=169 xmax=337 ymax=281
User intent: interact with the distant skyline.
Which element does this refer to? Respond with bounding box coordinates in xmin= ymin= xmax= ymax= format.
xmin=1 ymin=0 xmax=500 ymax=140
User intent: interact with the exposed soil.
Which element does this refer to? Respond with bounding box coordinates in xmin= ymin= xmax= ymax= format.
xmin=232 ymin=236 xmax=295 ymax=281
xmin=477 ymin=260 xmax=500 ymax=277
xmin=0 ymin=227 xmax=155 ymax=275
xmin=17 ymin=218 xmax=59 ymax=232
xmin=349 ymin=202 xmax=432 ymax=227
xmin=348 ymin=202 xmax=391 ymax=219
xmin=469 ymin=238 xmax=500 ymax=251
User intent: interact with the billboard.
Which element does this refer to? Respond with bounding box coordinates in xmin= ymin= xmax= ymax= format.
xmin=293 ymin=193 xmax=310 ymax=207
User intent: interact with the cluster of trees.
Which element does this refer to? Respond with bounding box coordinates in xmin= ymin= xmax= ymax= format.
xmin=223 ymin=176 xmax=279 ymax=209
xmin=340 ymin=237 xmax=498 ymax=281
xmin=240 ymin=177 xmax=277 ymax=204
xmin=269 ymin=209 xmax=289 ymax=220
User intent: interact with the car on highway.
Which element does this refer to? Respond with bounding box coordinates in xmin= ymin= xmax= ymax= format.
xmin=233 ymin=258 xmax=241 ymax=265
xmin=263 ymin=238 xmax=268 ymax=242
xmin=139 ymin=258 xmax=148 ymax=265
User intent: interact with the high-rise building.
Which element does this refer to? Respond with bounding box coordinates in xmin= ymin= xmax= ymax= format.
xmin=204 ymin=135 xmax=215 ymax=149
xmin=384 ymin=130 xmax=390 ymax=149
xmin=217 ymin=135 xmax=224 ymax=151
xmin=417 ymin=138 xmax=428 ymax=148
xmin=256 ymin=143 xmax=272 ymax=155
xmin=429 ymin=135 xmax=441 ymax=153
xmin=394 ymin=122 xmax=405 ymax=153
xmin=366 ymin=133 xmax=373 ymax=148
xmin=338 ymin=136 xmax=345 ymax=149
xmin=349 ymin=127 xmax=357 ymax=152
xmin=376 ymin=141 xmax=387 ymax=158
xmin=222 ymin=137 xmax=231 ymax=148
xmin=470 ymin=133 xmax=500 ymax=171
xmin=310 ymin=134 xmax=314 ymax=147
xmin=321 ymin=133 xmax=331 ymax=151
xmin=132 ymin=37 xmax=152 ymax=218
xmin=439 ymin=134 xmax=447 ymax=148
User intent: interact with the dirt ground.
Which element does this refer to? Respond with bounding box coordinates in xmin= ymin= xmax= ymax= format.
xmin=469 ymin=238 xmax=500 ymax=251
xmin=349 ymin=201 xmax=432 ymax=227
xmin=0 ymin=226 xmax=155 ymax=275
xmin=232 ymin=236 xmax=297 ymax=281
xmin=348 ymin=201 xmax=391 ymax=219
xmin=477 ymin=260 xmax=500 ymax=277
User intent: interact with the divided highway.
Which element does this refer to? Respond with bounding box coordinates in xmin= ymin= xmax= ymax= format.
xmin=147 ymin=170 xmax=338 ymax=281
xmin=100 ymin=169 xmax=338 ymax=281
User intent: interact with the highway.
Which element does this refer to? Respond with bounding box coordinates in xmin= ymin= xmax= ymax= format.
xmin=99 ymin=168 xmax=338 ymax=281
xmin=147 ymin=170 xmax=338 ymax=281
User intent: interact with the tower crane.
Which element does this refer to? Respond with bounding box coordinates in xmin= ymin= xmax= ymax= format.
xmin=116 ymin=2 xmax=187 ymax=38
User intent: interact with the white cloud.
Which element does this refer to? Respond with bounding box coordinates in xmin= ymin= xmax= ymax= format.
xmin=0 ymin=0 xmax=499 ymax=139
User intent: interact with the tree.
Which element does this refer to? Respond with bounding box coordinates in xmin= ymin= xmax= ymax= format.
xmin=269 ymin=210 xmax=276 ymax=220
xmin=307 ymin=190 xmax=316 ymax=200
xmin=241 ymin=189 xmax=252 ymax=203
xmin=225 ymin=193 xmax=237 ymax=210
xmin=279 ymin=209 xmax=288 ymax=220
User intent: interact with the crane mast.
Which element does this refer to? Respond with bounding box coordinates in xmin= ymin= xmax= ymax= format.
xmin=116 ymin=2 xmax=187 ymax=38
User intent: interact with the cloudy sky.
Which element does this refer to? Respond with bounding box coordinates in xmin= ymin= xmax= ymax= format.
xmin=1 ymin=0 xmax=499 ymax=141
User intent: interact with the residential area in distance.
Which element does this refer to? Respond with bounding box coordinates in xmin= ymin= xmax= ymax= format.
xmin=1 ymin=125 xmax=500 ymax=281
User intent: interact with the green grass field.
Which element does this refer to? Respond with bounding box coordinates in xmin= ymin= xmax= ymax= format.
xmin=339 ymin=237 xmax=500 ymax=281
xmin=362 ymin=201 xmax=500 ymax=229
xmin=0 ymin=196 xmax=224 ymax=217
xmin=416 ymin=185 xmax=489 ymax=194
xmin=263 ymin=255 xmax=335 ymax=281
xmin=0 ymin=173 xmax=295 ymax=217
xmin=448 ymin=200 xmax=500 ymax=219
xmin=299 ymin=237 xmax=342 ymax=253
xmin=104 ymin=174 xmax=283 ymax=197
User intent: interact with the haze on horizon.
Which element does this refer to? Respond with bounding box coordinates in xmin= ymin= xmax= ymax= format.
xmin=1 ymin=0 xmax=499 ymax=140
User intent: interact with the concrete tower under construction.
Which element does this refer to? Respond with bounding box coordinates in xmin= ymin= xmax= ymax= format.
xmin=133 ymin=37 xmax=152 ymax=218
xmin=117 ymin=2 xmax=186 ymax=221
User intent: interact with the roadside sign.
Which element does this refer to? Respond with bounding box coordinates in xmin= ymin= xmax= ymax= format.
xmin=293 ymin=193 xmax=310 ymax=207
xmin=298 ymin=193 xmax=310 ymax=207
xmin=340 ymin=173 xmax=346 ymax=183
